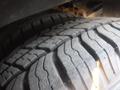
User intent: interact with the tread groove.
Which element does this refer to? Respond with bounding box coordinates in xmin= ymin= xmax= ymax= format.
xmin=3 ymin=71 xmax=23 ymax=89
xmin=11 ymin=64 xmax=25 ymax=71
xmin=78 ymin=35 xmax=99 ymax=61
xmin=71 ymin=38 xmax=93 ymax=78
xmin=54 ymin=50 xmax=75 ymax=90
xmin=78 ymin=34 xmax=109 ymax=81
xmin=2 ymin=17 xmax=120 ymax=90
xmin=87 ymin=31 xmax=115 ymax=74
xmin=110 ymin=23 xmax=120 ymax=31
xmin=43 ymin=56 xmax=53 ymax=90
xmin=103 ymin=25 xmax=120 ymax=39
xmin=50 ymin=16 xmax=57 ymax=25
xmin=10 ymin=78 xmax=17 ymax=90
xmin=0 ymin=64 xmax=10 ymax=74
xmin=36 ymin=47 xmax=51 ymax=53
xmin=35 ymin=61 xmax=41 ymax=90
xmin=23 ymin=72 xmax=30 ymax=90
xmin=58 ymin=14 xmax=65 ymax=24
xmin=95 ymin=28 xmax=120 ymax=58
xmin=63 ymin=43 xmax=88 ymax=90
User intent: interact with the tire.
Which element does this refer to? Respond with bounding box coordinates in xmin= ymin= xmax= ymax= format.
xmin=0 ymin=11 xmax=76 ymax=61
xmin=1 ymin=15 xmax=120 ymax=90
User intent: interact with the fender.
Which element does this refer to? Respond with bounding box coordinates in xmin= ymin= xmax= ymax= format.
xmin=0 ymin=0 xmax=70 ymax=28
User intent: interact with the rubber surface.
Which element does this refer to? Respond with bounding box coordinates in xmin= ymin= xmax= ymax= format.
xmin=1 ymin=16 xmax=120 ymax=90
xmin=0 ymin=11 xmax=75 ymax=61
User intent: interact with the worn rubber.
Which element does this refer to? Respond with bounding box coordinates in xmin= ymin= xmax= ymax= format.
xmin=1 ymin=16 xmax=120 ymax=90
xmin=0 ymin=11 xmax=76 ymax=61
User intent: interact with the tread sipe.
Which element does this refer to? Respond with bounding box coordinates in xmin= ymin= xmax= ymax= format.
xmin=1 ymin=15 xmax=120 ymax=90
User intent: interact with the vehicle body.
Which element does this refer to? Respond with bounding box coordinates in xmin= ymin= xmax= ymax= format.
xmin=0 ymin=0 xmax=71 ymax=28
xmin=1 ymin=0 xmax=119 ymax=29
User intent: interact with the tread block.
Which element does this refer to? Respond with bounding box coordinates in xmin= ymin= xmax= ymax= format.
xmin=66 ymin=14 xmax=75 ymax=20
xmin=25 ymin=36 xmax=49 ymax=48
xmin=28 ymin=49 xmax=46 ymax=56
xmin=72 ymin=37 xmax=97 ymax=71
xmin=40 ymin=29 xmax=51 ymax=35
xmin=28 ymin=62 xmax=40 ymax=90
xmin=18 ymin=49 xmax=29 ymax=54
xmin=73 ymin=18 xmax=92 ymax=23
xmin=6 ymin=72 xmax=25 ymax=90
xmin=51 ymin=14 xmax=62 ymax=25
xmin=32 ymin=56 xmax=51 ymax=90
xmin=115 ymin=21 xmax=120 ymax=25
xmin=52 ymin=24 xmax=64 ymax=29
xmin=16 ymin=58 xmax=31 ymax=69
xmin=32 ymin=19 xmax=42 ymax=31
xmin=21 ymin=22 xmax=33 ymax=32
xmin=72 ymin=37 xmax=107 ymax=89
xmin=29 ymin=52 xmax=69 ymax=90
xmin=60 ymin=21 xmax=79 ymax=29
xmin=44 ymin=28 xmax=64 ymax=35
xmin=0 ymin=64 xmax=9 ymax=73
xmin=59 ymin=28 xmax=85 ymax=37
xmin=41 ymin=16 xmax=54 ymax=28
xmin=94 ymin=17 xmax=120 ymax=22
xmin=65 ymin=40 xmax=93 ymax=89
xmin=0 ymin=66 xmax=20 ymax=86
xmin=108 ymin=18 xmax=120 ymax=22
xmin=111 ymin=22 xmax=120 ymax=30
xmin=90 ymin=19 xmax=112 ymax=24
xmin=97 ymin=26 xmax=120 ymax=52
xmin=81 ymin=32 xmax=115 ymax=81
xmin=44 ymin=53 xmax=67 ymax=90
xmin=38 ymin=36 xmax=69 ymax=51
xmin=57 ymin=44 xmax=86 ymax=90
xmin=15 ymin=49 xmax=46 ymax=69
xmin=59 ymin=13 xmax=68 ymax=22
xmin=6 ymin=49 xmax=29 ymax=64
xmin=6 ymin=77 xmax=16 ymax=90
xmin=103 ymin=24 xmax=120 ymax=38
xmin=88 ymin=30 xmax=120 ymax=74
xmin=73 ymin=22 xmax=100 ymax=29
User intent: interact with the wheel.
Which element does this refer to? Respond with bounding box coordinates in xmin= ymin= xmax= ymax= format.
xmin=0 ymin=13 xmax=120 ymax=90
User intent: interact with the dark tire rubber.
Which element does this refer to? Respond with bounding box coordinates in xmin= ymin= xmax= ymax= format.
xmin=1 ymin=14 xmax=120 ymax=90
xmin=0 ymin=11 xmax=75 ymax=61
